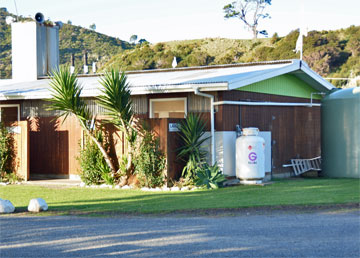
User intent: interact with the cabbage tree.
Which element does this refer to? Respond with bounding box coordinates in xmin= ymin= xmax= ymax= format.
xmin=97 ymin=69 xmax=136 ymax=173
xmin=47 ymin=66 xmax=116 ymax=174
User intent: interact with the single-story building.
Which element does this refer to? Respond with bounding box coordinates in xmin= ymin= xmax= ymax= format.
xmin=0 ymin=21 xmax=335 ymax=181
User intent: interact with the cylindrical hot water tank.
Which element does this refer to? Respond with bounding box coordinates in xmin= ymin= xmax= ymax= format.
xmin=236 ymin=127 xmax=265 ymax=183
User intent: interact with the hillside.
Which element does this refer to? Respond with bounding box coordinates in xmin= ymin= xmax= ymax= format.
xmin=0 ymin=8 xmax=359 ymax=87
xmin=0 ymin=9 xmax=132 ymax=79
xmin=103 ymin=27 xmax=360 ymax=87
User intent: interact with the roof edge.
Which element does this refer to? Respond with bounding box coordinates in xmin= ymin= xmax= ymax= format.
xmin=300 ymin=61 xmax=335 ymax=91
xmin=37 ymin=60 xmax=295 ymax=79
xmin=228 ymin=60 xmax=299 ymax=90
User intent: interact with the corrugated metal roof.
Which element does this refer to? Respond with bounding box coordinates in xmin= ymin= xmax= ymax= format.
xmin=0 ymin=59 xmax=334 ymax=100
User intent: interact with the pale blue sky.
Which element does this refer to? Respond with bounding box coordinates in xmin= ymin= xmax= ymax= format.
xmin=2 ymin=0 xmax=359 ymax=43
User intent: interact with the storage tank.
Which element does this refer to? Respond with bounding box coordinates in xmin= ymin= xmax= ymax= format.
xmin=236 ymin=127 xmax=265 ymax=184
xmin=321 ymin=87 xmax=360 ymax=178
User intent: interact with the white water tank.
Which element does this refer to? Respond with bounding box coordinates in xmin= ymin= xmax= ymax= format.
xmin=236 ymin=127 xmax=265 ymax=183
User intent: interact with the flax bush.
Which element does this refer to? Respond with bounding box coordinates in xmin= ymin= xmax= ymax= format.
xmin=177 ymin=114 xmax=210 ymax=184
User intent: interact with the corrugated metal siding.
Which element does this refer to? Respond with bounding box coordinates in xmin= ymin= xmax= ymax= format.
xmin=132 ymin=95 xmax=148 ymax=114
xmin=236 ymin=74 xmax=322 ymax=99
xmin=22 ymin=100 xmax=62 ymax=117
xmin=188 ymin=93 xmax=210 ymax=112
xmin=188 ymin=92 xmax=218 ymax=113
xmin=19 ymin=96 xmax=149 ymax=117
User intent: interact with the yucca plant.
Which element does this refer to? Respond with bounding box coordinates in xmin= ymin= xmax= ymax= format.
xmin=195 ymin=163 xmax=226 ymax=189
xmin=177 ymin=113 xmax=210 ymax=182
xmin=47 ymin=66 xmax=116 ymax=174
xmin=97 ymin=69 xmax=136 ymax=173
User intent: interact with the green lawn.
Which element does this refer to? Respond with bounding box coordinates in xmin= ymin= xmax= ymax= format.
xmin=1 ymin=178 xmax=359 ymax=215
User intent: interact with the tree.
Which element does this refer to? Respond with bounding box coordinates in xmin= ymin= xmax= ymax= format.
xmin=47 ymin=66 xmax=117 ymax=175
xmin=97 ymin=69 xmax=137 ymax=173
xmin=130 ymin=35 xmax=138 ymax=44
xmin=89 ymin=23 xmax=96 ymax=30
xmin=138 ymin=38 xmax=148 ymax=45
xmin=223 ymin=0 xmax=271 ymax=39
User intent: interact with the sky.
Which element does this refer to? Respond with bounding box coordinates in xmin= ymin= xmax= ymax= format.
xmin=1 ymin=0 xmax=359 ymax=43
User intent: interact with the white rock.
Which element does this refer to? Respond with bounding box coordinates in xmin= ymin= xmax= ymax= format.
xmin=99 ymin=184 xmax=108 ymax=188
xmin=0 ymin=182 xmax=7 ymax=186
xmin=121 ymin=185 xmax=131 ymax=190
xmin=181 ymin=186 xmax=189 ymax=191
xmin=171 ymin=186 xmax=180 ymax=191
xmin=28 ymin=198 xmax=48 ymax=212
xmin=0 ymin=199 xmax=15 ymax=213
xmin=161 ymin=186 xmax=170 ymax=191
xmin=79 ymin=182 xmax=86 ymax=187
xmin=141 ymin=187 xmax=150 ymax=191
xmin=114 ymin=185 xmax=120 ymax=189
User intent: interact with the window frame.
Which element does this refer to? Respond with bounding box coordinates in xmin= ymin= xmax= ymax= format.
xmin=149 ymin=97 xmax=187 ymax=118
xmin=0 ymin=104 xmax=20 ymax=123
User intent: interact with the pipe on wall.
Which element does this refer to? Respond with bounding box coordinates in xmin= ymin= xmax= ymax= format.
xmin=194 ymin=88 xmax=215 ymax=166
xmin=213 ymin=101 xmax=321 ymax=107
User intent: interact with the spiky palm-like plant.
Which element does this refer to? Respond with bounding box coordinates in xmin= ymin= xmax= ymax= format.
xmin=97 ymin=69 xmax=136 ymax=173
xmin=177 ymin=113 xmax=210 ymax=182
xmin=47 ymin=66 xmax=116 ymax=174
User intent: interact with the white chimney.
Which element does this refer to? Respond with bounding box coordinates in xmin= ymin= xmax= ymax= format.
xmin=11 ymin=21 xmax=59 ymax=82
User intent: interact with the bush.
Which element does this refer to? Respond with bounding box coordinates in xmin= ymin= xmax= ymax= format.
xmin=0 ymin=122 xmax=13 ymax=174
xmin=0 ymin=122 xmax=19 ymax=183
xmin=77 ymin=131 xmax=113 ymax=185
xmin=133 ymin=125 xmax=166 ymax=188
xmin=195 ymin=163 xmax=226 ymax=189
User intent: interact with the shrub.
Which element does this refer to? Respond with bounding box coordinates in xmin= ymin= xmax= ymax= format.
xmin=77 ymin=131 xmax=113 ymax=185
xmin=0 ymin=122 xmax=18 ymax=183
xmin=195 ymin=163 xmax=226 ymax=189
xmin=133 ymin=125 xmax=166 ymax=188
xmin=0 ymin=122 xmax=13 ymax=174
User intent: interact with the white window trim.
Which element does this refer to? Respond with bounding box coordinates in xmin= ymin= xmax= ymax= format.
xmin=149 ymin=97 xmax=187 ymax=118
xmin=0 ymin=104 xmax=20 ymax=123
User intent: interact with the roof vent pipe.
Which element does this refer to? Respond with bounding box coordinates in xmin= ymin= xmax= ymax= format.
xmin=83 ymin=52 xmax=88 ymax=74
xmin=172 ymin=57 xmax=177 ymax=68
xmin=70 ymin=53 xmax=75 ymax=74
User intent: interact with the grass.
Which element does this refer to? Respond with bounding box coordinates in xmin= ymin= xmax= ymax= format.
xmin=0 ymin=178 xmax=359 ymax=215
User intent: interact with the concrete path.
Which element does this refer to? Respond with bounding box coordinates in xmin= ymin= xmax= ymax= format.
xmin=23 ymin=179 xmax=82 ymax=187
xmin=1 ymin=210 xmax=359 ymax=257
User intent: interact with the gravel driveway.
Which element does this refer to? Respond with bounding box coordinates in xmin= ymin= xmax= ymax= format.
xmin=1 ymin=209 xmax=359 ymax=257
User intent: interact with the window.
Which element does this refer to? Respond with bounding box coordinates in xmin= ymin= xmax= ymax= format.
xmin=0 ymin=104 xmax=20 ymax=126
xmin=149 ymin=98 xmax=187 ymax=118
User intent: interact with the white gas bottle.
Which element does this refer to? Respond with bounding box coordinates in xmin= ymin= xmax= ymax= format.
xmin=236 ymin=127 xmax=265 ymax=183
